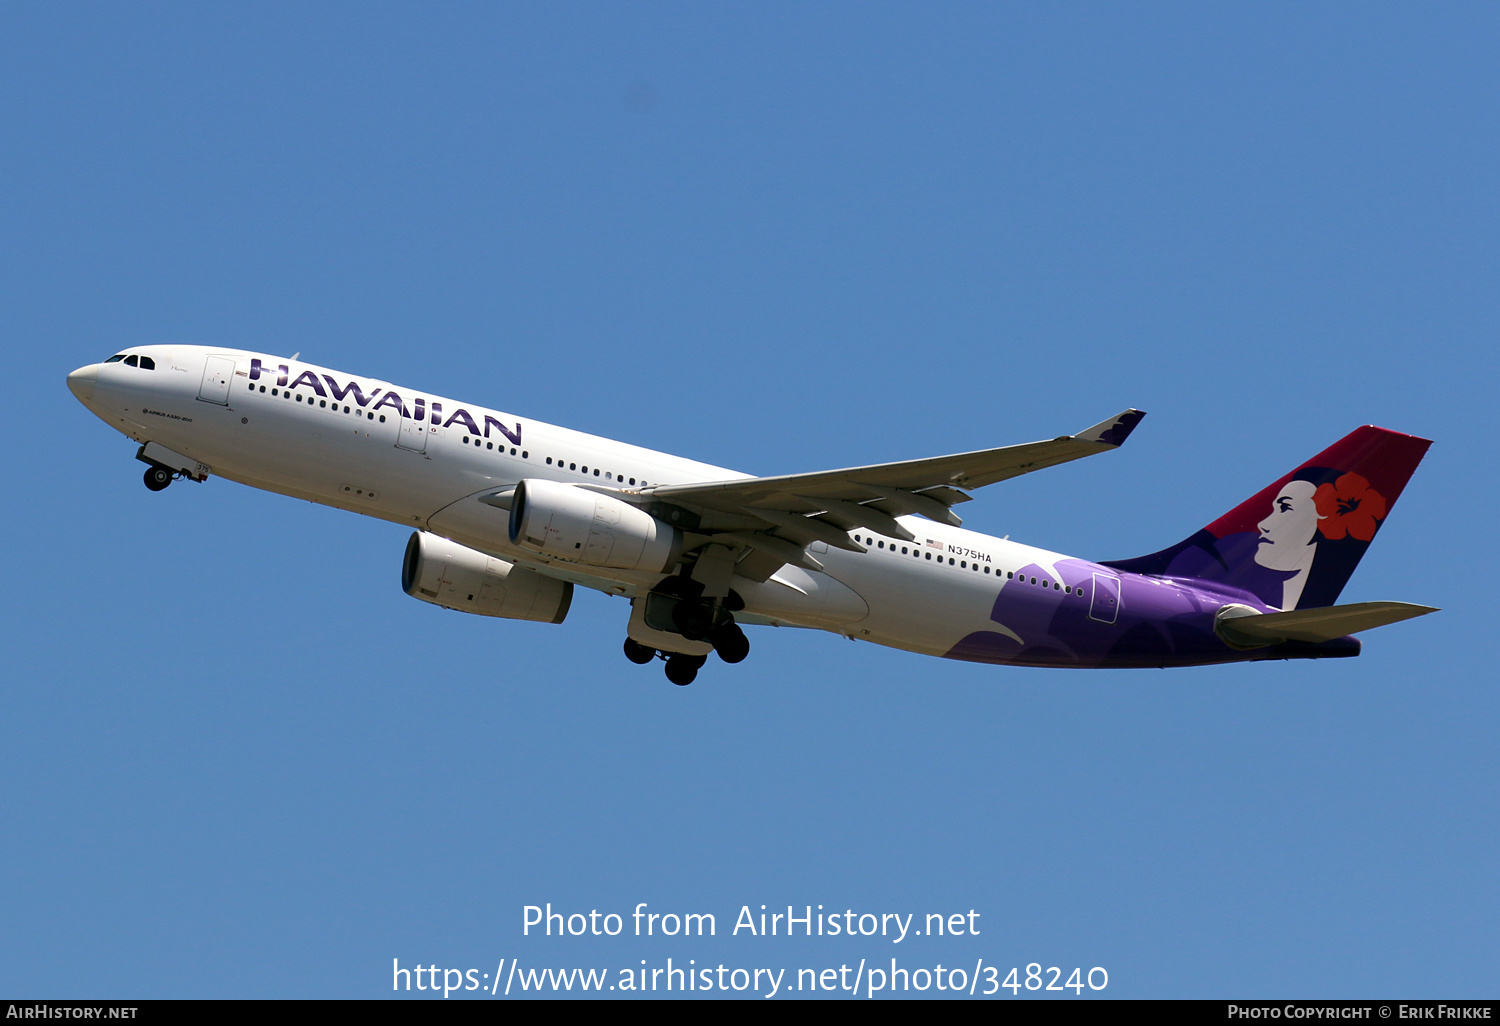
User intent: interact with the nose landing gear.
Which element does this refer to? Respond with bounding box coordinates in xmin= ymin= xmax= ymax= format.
xmin=143 ymin=465 xmax=174 ymax=491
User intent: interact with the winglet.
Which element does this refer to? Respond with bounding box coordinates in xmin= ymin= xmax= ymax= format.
xmin=1075 ymin=409 xmax=1146 ymax=447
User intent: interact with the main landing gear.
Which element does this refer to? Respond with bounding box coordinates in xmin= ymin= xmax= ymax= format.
xmin=664 ymin=653 xmax=708 ymax=686
xmin=625 ymin=579 xmax=752 ymax=685
xmin=622 ymin=637 xmax=738 ymax=686
xmin=622 ymin=638 xmax=655 ymax=664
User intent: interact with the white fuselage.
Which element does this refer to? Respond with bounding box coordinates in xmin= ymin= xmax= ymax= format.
xmin=69 ymin=345 xmax=1112 ymax=661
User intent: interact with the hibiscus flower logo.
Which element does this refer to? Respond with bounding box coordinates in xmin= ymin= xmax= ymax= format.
xmin=1314 ymin=472 xmax=1387 ymax=541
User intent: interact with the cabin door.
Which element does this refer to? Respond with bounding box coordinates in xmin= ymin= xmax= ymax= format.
xmin=198 ymin=356 xmax=235 ymax=405
xmin=1088 ymin=573 xmax=1121 ymax=624
xmin=398 ymin=408 xmax=428 ymax=452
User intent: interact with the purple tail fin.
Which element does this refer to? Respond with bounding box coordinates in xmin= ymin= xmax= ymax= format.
xmin=1103 ymin=426 xmax=1431 ymax=610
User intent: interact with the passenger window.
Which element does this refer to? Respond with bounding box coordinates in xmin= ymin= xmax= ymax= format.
xmin=105 ymin=354 xmax=125 ymax=363
xmin=124 ymin=355 xmax=138 ymax=367
xmin=379 ymin=415 xmax=386 ymax=422
xmin=487 ymin=442 xmax=493 ymax=449
xmin=630 ymin=478 xmax=636 ymax=485
xmin=521 ymin=451 xmax=528 ymax=459
xmin=984 ymin=566 xmax=990 ymax=573
xmin=546 ymin=457 xmax=553 ymax=465
xmin=1007 ymin=571 xmax=1013 ymax=579
xmin=901 ymin=547 xmax=908 ymax=554
xmin=925 ymin=553 xmax=932 ymax=560
xmin=570 ymin=463 xmax=577 ymax=471
xmin=319 ymin=399 xmax=326 ymax=407
xmin=949 ymin=558 xmax=955 ymax=565
xmin=140 ymin=357 xmax=155 ymax=370
xmin=961 ymin=560 xmax=966 ymax=568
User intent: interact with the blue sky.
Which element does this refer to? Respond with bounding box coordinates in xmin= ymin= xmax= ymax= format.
xmin=2 ymin=2 xmax=1496 ymax=998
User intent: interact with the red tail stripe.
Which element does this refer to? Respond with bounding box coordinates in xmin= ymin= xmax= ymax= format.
xmin=1203 ymin=426 xmax=1431 ymax=540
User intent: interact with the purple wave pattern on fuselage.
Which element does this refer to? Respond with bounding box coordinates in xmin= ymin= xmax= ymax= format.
xmin=945 ymin=558 xmax=1362 ymax=668
xmin=946 ymin=558 xmax=1282 ymax=669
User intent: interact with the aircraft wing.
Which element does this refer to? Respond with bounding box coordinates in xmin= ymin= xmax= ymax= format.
xmin=639 ymin=409 xmax=1145 ymax=579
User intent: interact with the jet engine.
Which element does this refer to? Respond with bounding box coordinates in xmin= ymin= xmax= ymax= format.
xmin=507 ymin=479 xmax=682 ymax=573
xmin=402 ymin=531 xmax=573 ymax=623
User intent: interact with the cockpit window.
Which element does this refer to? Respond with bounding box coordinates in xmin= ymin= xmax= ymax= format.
xmin=105 ymin=354 xmax=125 ymax=363
xmin=123 ymin=355 xmax=138 ymax=367
xmin=140 ymin=356 xmax=155 ymax=370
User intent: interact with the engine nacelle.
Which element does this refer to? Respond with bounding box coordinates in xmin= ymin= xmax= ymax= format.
xmin=402 ymin=532 xmax=573 ymax=623
xmin=507 ymin=479 xmax=681 ymax=573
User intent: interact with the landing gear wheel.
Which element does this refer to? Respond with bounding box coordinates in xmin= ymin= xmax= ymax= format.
xmin=711 ymin=622 xmax=750 ymax=664
xmin=143 ymin=465 xmax=173 ymax=491
xmin=623 ymin=638 xmax=656 ymax=665
xmin=664 ymin=653 xmax=706 ymax=686
xmin=672 ymin=599 xmax=714 ymax=641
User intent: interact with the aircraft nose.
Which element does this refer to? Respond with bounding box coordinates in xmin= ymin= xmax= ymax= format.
xmin=67 ymin=364 xmax=99 ymax=403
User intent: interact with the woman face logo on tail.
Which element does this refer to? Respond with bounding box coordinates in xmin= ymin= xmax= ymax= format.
xmin=1253 ymin=472 xmax=1388 ymax=610
xmin=1255 ymin=479 xmax=1321 ymax=609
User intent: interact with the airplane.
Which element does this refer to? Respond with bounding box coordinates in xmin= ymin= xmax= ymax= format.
xmin=67 ymin=346 xmax=1436 ymax=685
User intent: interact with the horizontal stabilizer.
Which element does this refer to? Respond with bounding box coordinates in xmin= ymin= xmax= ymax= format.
xmin=1216 ymin=601 xmax=1437 ymax=647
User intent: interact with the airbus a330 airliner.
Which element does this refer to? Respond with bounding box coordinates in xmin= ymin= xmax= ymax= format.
xmin=68 ymin=346 xmax=1435 ymax=685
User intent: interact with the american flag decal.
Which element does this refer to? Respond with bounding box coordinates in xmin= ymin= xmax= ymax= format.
xmin=926 ymin=539 xmax=944 ymax=550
